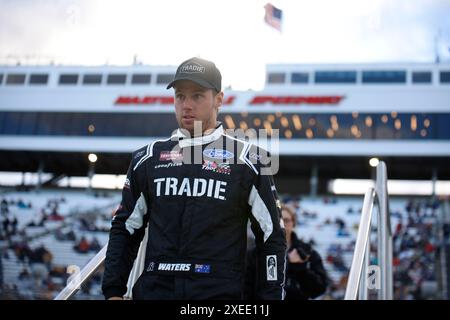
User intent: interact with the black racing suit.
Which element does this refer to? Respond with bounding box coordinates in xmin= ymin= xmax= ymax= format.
xmin=102 ymin=124 xmax=286 ymax=299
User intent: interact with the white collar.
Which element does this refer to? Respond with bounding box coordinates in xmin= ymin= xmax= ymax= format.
xmin=176 ymin=124 xmax=224 ymax=148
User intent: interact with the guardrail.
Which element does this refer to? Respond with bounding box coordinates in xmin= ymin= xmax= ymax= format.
xmin=344 ymin=161 xmax=393 ymax=300
xmin=53 ymin=225 xmax=148 ymax=300
xmin=53 ymin=244 xmax=107 ymax=300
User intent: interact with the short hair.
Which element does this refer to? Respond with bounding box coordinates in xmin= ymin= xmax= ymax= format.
xmin=281 ymin=204 xmax=297 ymax=227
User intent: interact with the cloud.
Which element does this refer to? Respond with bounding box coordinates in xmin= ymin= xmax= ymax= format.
xmin=0 ymin=0 xmax=91 ymax=62
xmin=1 ymin=0 xmax=449 ymax=88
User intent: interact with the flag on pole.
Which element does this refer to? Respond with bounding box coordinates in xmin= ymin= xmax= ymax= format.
xmin=264 ymin=3 xmax=282 ymax=32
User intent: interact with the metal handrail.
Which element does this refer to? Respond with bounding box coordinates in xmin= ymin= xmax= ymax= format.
xmin=54 ymin=244 xmax=108 ymax=300
xmin=344 ymin=188 xmax=375 ymax=300
xmin=345 ymin=161 xmax=393 ymax=300
xmin=52 ymin=199 xmax=120 ymax=300
xmin=54 ymin=225 xmax=149 ymax=300
xmin=375 ymin=161 xmax=393 ymax=300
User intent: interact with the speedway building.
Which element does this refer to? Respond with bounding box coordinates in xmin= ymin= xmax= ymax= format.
xmin=0 ymin=62 xmax=449 ymax=193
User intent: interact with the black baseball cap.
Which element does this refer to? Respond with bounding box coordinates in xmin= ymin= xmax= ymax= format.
xmin=166 ymin=57 xmax=222 ymax=92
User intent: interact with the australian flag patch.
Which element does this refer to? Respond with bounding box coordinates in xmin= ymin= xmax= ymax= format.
xmin=194 ymin=264 xmax=211 ymax=274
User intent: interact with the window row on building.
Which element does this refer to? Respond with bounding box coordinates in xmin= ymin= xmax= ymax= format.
xmin=2 ymin=69 xmax=450 ymax=87
xmin=0 ymin=72 xmax=174 ymax=86
xmin=1 ymin=111 xmax=449 ymax=140
xmin=267 ymin=70 xmax=450 ymax=84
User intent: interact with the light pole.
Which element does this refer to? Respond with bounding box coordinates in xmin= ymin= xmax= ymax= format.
xmin=87 ymin=153 xmax=97 ymax=192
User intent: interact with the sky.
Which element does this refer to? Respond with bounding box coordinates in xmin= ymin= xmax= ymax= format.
xmin=1 ymin=0 xmax=450 ymax=90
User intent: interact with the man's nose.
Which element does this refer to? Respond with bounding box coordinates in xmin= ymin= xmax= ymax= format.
xmin=181 ymin=97 xmax=194 ymax=110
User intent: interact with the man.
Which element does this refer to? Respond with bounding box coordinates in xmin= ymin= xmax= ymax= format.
xmin=102 ymin=57 xmax=286 ymax=300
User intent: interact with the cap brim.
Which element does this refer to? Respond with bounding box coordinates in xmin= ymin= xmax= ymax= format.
xmin=166 ymin=77 xmax=216 ymax=90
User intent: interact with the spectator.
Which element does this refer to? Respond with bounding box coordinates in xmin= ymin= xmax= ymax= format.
xmin=89 ymin=237 xmax=101 ymax=252
xmin=1 ymin=199 xmax=9 ymax=214
xmin=11 ymin=216 xmax=18 ymax=235
xmin=74 ymin=236 xmax=90 ymax=254
xmin=246 ymin=205 xmax=328 ymax=299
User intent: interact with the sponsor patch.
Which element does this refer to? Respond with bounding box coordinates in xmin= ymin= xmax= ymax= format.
xmin=155 ymin=162 xmax=183 ymax=169
xmin=160 ymin=151 xmax=183 ymax=161
xmin=203 ymin=148 xmax=234 ymax=160
xmin=194 ymin=264 xmax=211 ymax=274
xmin=154 ymin=177 xmax=227 ymax=200
xmin=123 ymin=178 xmax=131 ymax=189
xmin=157 ymin=263 xmax=191 ymax=272
xmin=134 ymin=149 xmax=146 ymax=159
xmin=180 ymin=63 xmax=205 ymax=74
xmin=147 ymin=262 xmax=155 ymax=272
xmin=266 ymin=255 xmax=277 ymax=281
xmin=202 ymin=160 xmax=231 ymax=175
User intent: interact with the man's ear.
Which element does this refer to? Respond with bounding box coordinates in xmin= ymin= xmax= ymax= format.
xmin=215 ymin=91 xmax=224 ymax=109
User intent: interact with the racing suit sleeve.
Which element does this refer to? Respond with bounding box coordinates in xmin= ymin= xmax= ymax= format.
xmin=102 ymin=151 xmax=150 ymax=299
xmin=247 ymin=152 xmax=287 ymax=300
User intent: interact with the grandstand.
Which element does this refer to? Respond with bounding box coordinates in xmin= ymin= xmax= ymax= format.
xmin=290 ymin=194 xmax=443 ymax=299
xmin=0 ymin=189 xmax=118 ymax=299
xmin=1 ymin=61 xmax=449 ymax=299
